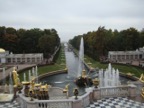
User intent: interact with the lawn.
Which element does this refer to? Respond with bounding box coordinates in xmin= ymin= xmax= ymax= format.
xmin=84 ymin=55 xmax=144 ymax=77
xmin=19 ymin=45 xmax=66 ymax=81
xmin=19 ymin=45 xmax=144 ymax=81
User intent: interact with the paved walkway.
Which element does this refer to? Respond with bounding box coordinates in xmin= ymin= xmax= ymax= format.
xmin=86 ymin=97 xmax=144 ymax=108
xmin=0 ymin=64 xmax=36 ymax=81
xmin=0 ymin=97 xmax=144 ymax=108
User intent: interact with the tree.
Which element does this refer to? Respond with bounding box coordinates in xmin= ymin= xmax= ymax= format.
xmin=38 ymin=34 xmax=55 ymax=58
xmin=118 ymin=28 xmax=140 ymax=51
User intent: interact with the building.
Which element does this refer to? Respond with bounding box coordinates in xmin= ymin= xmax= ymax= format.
xmin=0 ymin=48 xmax=43 ymax=64
xmin=108 ymin=47 xmax=144 ymax=64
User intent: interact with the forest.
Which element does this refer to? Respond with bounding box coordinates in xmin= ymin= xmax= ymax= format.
xmin=69 ymin=27 xmax=144 ymax=60
xmin=0 ymin=26 xmax=60 ymax=58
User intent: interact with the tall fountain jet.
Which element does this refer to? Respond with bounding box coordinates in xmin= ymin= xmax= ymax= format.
xmin=2 ymin=68 xmax=6 ymax=85
xmin=77 ymin=37 xmax=84 ymax=77
xmin=9 ymin=72 xmax=13 ymax=94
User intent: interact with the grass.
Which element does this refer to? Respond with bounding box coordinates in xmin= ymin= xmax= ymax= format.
xmin=19 ymin=45 xmax=66 ymax=81
xmin=84 ymin=54 xmax=144 ymax=77
xmin=19 ymin=45 xmax=144 ymax=81
xmin=72 ymin=47 xmax=144 ymax=77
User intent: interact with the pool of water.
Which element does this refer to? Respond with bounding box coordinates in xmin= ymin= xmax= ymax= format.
xmin=40 ymin=44 xmax=135 ymax=96
xmin=40 ymin=72 xmax=133 ymax=97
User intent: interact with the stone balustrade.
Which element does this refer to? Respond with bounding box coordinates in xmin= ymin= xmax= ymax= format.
xmin=36 ymin=99 xmax=72 ymax=108
xmin=100 ymin=86 xmax=129 ymax=98
xmin=93 ymin=84 xmax=136 ymax=100
xmin=18 ymin=84 xmax=137 ymax=108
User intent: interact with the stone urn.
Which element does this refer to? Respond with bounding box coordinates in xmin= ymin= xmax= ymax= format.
xmin=73 ymin=88 xmax=79 ymax=99
xmin=93 ymin=78 xmax=99 ymax=88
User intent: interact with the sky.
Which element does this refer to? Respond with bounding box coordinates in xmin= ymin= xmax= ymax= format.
xmin=0 ymin=0 xmax=144 ymax=42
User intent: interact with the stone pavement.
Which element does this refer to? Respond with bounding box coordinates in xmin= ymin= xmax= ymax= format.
xmin=86 ymin=97 xmax=144 ymax=108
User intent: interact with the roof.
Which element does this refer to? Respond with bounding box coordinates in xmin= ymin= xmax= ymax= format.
xmin=0 ymin=48 xmax=6 ymax=53
xmin=7 ymin=53 xmax=43 ymax=58
xmin=109 ymin=51 xmax=142 ymax=55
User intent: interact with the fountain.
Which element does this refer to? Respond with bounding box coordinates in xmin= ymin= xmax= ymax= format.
xmin=99 ymin=63 xmax=120 ymax=88
xmin=29 ymin=70 xmax=31 ymax=81
xmin=0 ymin=68 xmax=14 ymax=102
xmin=2 ymin=68 xmax=6 ymax=86
xmin=35 ymin=66 xmax=38 ymax=83
xmin=23 ymin=73 xmax=26 ymax=81
xmin=9 ymin=72 xmax=13 ymax=94
xmin=16 ymin=41 xmax=141 ymax=108
xmin=32 ymin=67 xmax=35 ymax=77
xmin=77 ymin=37 xmax=84 ymax=77
xmin=75 ymin=37 xmax=93 ymax=87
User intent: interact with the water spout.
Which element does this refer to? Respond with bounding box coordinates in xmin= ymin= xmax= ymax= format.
xmin=77 ymin=37 xmax=84 ymax=77
xmin=23 ymin=73 xmax=26 ymax=81
xmin=35 ymin=66 xmax=38 ymax=83
xmin=99 ymin=63 xmax=120 ymax=87
xmin=9 ymin=72 xmax=13 ymax=94
xmin=2 ymin=68 xmax=6 ymax=85
xmin=29 ymin=70 xmax=31 ymax=81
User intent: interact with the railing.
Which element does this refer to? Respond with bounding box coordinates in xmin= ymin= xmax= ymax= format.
xmin=36 ymin=99 xmax=72 ymax=108
xmin=18 ymin=85 xmax=137 ymax=108
xmin=100 ymin=86 xmax=129 ymax=98
xmin=82 ymin=93 xmax=90 ymax=108
xmin=19 ymin=94 xmax=72 ymax=108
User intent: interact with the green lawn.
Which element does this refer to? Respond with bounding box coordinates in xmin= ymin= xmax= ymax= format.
xmin=19 ymin=45 xmax=144 ymax=81
xmin=19 ymin=45 xmax=66 ymax=81
xmin=84 ymin=55 xmax=144 ymax=77
xmin=72 ymin=48 xmax=144 ymax=77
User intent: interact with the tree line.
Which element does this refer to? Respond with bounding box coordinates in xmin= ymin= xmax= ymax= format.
xmin=69 ymin=27 xmax=144 ymax=60
xmin=0 ymin=26 xmax=60 ymax=58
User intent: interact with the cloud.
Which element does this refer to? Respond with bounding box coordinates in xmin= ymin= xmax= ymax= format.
xmin=0 ymin=0 xmax=144 ymax=41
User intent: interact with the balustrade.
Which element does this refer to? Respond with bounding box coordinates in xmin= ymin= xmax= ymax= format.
xmin=100 ymin=86 xmax=129 ymax=98
xmin=37 ymin=100 xmax=72 ymax=108
xmin=18 ymin=85 xmax=136 ymax=108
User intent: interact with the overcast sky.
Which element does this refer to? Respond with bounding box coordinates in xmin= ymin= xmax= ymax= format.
xmin=0 ymin=0 xmax=144 ymax=42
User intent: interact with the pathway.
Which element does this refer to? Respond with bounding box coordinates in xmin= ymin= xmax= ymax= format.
xmin=0 ymin=97 xmax=144 ymax=108
xmin=86 ymin=97 xmax=144 ymax=108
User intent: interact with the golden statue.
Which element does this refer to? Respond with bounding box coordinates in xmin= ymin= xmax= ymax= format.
xmin=139 ymin=74 xmax=144 ymax=83
xmin=30 ymin=78 xmax=35 ymax=90
xmin=63 ymin=84 xmax=69 ymax=93
xmin=82 ymin=70 xmax=87 ymax=78
xmin=45 ymin=84 xmax=49 ymax=91
xmin=40 ymin=84 xmax=49 ymax=91
xmin=12 ymin=67 xmax=20 ymax=87
xmin=65 ymin=84 xmax=69 ymax=91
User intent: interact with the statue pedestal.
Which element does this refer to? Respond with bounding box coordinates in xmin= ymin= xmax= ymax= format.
xmin=22 ymin=82 xmax=30 ymax=97
xmin=13 ymin=86 xmax=17 ymax=98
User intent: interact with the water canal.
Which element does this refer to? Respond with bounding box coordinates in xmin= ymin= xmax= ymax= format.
xmin=40 ymin=43 xmax=134 ymax=96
